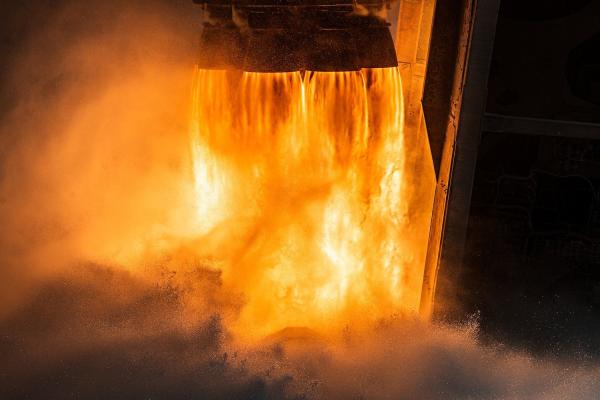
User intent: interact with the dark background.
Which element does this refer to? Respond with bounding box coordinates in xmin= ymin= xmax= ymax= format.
xmin=458 ymin=0 xmax=600 ymax=358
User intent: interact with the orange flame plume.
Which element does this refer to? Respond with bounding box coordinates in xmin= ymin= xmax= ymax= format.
xmin=189 ymin=67 xmax=424 ymax=338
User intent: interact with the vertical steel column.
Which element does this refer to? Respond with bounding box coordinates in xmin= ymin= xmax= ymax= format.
xmin=420 ymin=0 xmax=501 ymax=318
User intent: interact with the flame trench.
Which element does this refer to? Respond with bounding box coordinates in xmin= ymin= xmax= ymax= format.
xmin=190 ymin=67 xmax=421 ymax=338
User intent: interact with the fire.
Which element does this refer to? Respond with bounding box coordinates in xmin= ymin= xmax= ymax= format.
xmin=189 ymin=67 xmax=421 ymax=338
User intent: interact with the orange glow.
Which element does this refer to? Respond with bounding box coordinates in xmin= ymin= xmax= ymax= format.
xmin=190 ymin=67 xmax=423 ymax=338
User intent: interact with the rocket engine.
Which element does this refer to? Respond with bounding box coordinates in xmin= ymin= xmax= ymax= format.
xmin=193 ymin=0 xmax=398 ymax=72
xmin=188 ymin=0 xmax=444 ymax=335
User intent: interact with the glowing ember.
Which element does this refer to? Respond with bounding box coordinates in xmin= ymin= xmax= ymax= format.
xmin=189 ymin=67 xmax=421 ymax=338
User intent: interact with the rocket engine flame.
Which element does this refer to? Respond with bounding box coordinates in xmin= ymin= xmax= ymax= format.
xmin=190 ymin=67 xmax=423 ymax=338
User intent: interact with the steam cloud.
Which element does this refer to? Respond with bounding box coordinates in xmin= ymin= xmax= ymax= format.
xmin=1 ymin=1 xmax=599 ymax=399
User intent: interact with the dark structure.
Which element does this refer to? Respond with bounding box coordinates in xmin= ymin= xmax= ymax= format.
xmin=193 ymin=0 xmax=398 ymax=71
xmin=429 ymin=0 xmax=600 ymax=357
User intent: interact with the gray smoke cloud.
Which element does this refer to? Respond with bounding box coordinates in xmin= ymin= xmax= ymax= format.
xmin=1 ymin=1 xmax=599 ymax=399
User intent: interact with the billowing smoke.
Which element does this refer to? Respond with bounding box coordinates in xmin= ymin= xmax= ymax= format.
xmin=2 ymin=264 xmax=600 ymax=399
xmin=0 ymin=0 xmax=201 ymax=316
xmin=0 ymin=1 xmax=599 ymax=399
